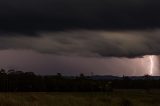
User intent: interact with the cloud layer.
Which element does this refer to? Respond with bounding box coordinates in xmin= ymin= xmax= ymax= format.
xmin=0 ymin=30 xmax=159 ymax=57
xmin=0 ymin=0 xmax=160 ymax=57
xmin=0 ymin=0 xmax=160 ymax=32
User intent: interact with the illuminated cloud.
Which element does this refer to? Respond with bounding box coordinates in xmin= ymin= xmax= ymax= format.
xmin=0 ymin=30 xmax=159 ymax=57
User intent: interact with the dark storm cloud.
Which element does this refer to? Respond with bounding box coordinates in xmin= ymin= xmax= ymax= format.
xmin=0 ymin=30 xmax=160 ymax=57
xmin=0 ymin=0 xmax=160 ymax=57
xmin=0 ymin=0 xmax=160 ymax=32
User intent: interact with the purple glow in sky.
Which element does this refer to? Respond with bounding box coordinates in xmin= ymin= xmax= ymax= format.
xmin=0 ymin=50 xmax=159 ymax=76
xmin=0 ymin=0 xmax=160 ymax=76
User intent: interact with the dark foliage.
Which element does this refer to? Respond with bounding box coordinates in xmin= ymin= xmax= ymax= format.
xmin=0 ymin=69 xmax=159 ymax=92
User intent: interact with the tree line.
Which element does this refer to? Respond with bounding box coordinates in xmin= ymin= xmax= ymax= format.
xmin=0 ymin=69 xmax=159 ymax=92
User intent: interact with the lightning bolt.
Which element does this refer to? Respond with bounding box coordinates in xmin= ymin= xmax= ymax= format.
xmin=149 ymin=56 xmax=154 ymax=75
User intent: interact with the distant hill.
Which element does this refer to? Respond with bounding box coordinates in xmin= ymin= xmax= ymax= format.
xmin=88 ymin=75 xmax=160 ymax=80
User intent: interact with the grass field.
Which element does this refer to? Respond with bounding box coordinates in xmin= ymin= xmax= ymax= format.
xmin=0 ymin=90 xmax=160 ymax=106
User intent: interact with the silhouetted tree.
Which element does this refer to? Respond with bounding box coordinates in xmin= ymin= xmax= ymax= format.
xmin=7 ymin=69 xmax=15 ymax=75
xmin=0 ymin=69 xmax=5 ymax=74
xmin=56 ymin=73 xmax=62 ymax=78
xmin=80 ymin=73 xmax=85 ymax=79
xmin=0 ymin=68 xmax=158 ymax=92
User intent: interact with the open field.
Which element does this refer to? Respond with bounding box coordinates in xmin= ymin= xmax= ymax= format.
xmin=0 ymin=90 xmax=160 ymax=106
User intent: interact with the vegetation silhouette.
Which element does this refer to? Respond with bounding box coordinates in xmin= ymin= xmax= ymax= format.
xmin=0 ymin=69 xmax=159 ymax=92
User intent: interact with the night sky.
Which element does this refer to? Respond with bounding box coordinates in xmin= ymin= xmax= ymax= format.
xmin=0 ymin=0 xmax=160 ymax=76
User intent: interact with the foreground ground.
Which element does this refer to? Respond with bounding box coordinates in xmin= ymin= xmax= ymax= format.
xmin=0 ymin=90 xmax=160 ymax=106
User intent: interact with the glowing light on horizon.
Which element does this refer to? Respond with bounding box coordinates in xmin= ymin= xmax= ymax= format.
xmin=131 ymin=55 xmax=159 ymax=76
xmin=149 ymin=56 xmax=154 ymax=75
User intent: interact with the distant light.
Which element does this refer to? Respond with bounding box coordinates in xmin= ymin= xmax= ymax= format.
xmin=149 ymin=55 xmax=154 ymax=75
